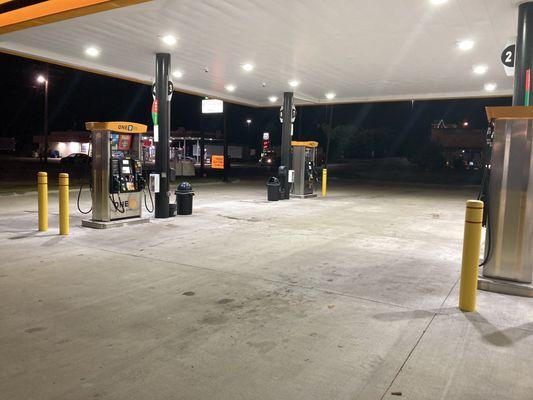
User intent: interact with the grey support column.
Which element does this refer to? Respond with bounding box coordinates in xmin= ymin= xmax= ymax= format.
xmin=154 ymin=53 xmax=171 ymax=218
xmin=513 ymin=1 xmax=533 ymax=105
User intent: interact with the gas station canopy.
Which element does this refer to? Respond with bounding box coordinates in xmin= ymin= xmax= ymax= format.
xmin=0 ymin=0 xmax=519 ymax=106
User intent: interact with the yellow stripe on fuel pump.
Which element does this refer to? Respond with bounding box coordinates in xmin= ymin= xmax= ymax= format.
xmin=85 ymin=121 xmax=147 ymax=134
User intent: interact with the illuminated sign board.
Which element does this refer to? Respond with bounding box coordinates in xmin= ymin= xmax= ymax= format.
xmin=211 ymin=155 xmax=224 ymax=169
xmin=202 ymin=99 xmax=223 ymax=114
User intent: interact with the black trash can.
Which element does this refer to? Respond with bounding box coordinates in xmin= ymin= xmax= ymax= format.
xmin=175 ymin=182 xmax=194 ymax=215
xmin=266 ymin=177 xmax=281 ymax=201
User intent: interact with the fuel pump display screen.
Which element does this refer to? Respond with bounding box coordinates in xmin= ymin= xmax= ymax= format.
xmin=121 ymin=159 xmax=131 ymax=174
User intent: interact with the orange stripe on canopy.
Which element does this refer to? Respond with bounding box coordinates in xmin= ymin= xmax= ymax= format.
xmin=0 ymin=0 xmax=151 ymax=34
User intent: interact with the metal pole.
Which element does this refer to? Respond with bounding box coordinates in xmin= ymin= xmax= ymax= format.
xmin=280 ymin=92 xmax=293 ymax=170
xmin=44 ymin=66 xmax=49 ymax=164
xmin=59 ymin=173 xmax=69 ymax=235
xmin=280 ymin=92 xmax=294 ymax=199
xmin=459 ymin=200 xmax=484 ymax=312
xmin=322 ymin=169 xmax=328 ymax=197
xmin=246 ymin=122 xmax=251 ymax=160
xmin=37 ymin=172 xmax=48 ymax=231
xmin=223 ymin=112 xmax=228 ymax=182
xmin=154 ymin=53 xmax=171 ymax=218
xmin=200 ymin=128 xmax=205 ymax=177
xmin=513 ymin=1 xmax=533 ymax=105
xmin=196 ymin=139 xmax=199 ymax=163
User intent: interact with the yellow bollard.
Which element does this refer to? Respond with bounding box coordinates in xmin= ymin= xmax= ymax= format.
xmin=322 ymin=168 xmax=328 ymax=197
xmin=59 ymin=173 xmax=69 ymax=235
xmin=459 ymin=200 xmax=484 ymax=312
xmin=37 ymin=172 xmax=48 ymax=231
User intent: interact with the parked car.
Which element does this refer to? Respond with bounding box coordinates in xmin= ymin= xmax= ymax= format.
xmin=60 ymin=153 xmax=91 ymax=166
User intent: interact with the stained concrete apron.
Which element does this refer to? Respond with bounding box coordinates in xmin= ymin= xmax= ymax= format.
xmin=1 ymin=181 xmax=532 ymax=400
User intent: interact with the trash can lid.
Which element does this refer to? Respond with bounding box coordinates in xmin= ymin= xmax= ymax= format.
xmin=176 ymin=182 xmax=193 ymax=192
xmin=267 ymin=176 xmax=280 ymax=184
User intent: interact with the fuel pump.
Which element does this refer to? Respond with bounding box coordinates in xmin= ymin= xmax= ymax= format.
xmin=478 ymin=120 xmax=495 ymax=266
xmin=476 ymin=107 xmax=533 ymax=296
xmin=290 ymin=141 xmax=318 ymax=198
xmin=82 ymin=121 xmax=150 ymax=228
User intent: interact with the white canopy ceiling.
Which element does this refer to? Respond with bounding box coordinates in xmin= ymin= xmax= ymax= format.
xmin=0 ymin=0 xmax=519 ymax=106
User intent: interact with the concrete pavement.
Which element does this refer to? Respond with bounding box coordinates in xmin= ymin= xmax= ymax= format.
xmin=1 ymin=180 xmax=532 ymax=399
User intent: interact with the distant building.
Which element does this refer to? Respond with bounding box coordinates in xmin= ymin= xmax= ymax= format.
xmin=33 ymin=128 xmax=250 ymax=162
xmin=33 ymin=131 xmax=91 ymax=157
xmin=0 ymin=137 xmax=16 ymax=152
xmin=430 ymin=122 xmax=485 ymax=169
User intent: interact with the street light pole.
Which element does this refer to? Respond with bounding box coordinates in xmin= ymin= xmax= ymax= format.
xmin=44 ymin=75 xmax=49 ymax=164
xmin=246 ymin=118 xmax=252 ymax=135
xmin=37 ymin=69 xmax=49 ymax=164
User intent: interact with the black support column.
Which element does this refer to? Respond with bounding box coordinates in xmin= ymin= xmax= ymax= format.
xmin=513 ymin=1 xmax=533 ymax=105
xmin=223 ymin=112 xmax=228 ymax=182
xmin=154 ymin=53 xmax=171 ymax=218
xmin=280 ymin=92 xmax=294 ymax=199
xmin=200 ymin=128 xmax=205 ymax=177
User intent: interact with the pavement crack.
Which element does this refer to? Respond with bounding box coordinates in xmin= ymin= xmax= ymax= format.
xmin=377 ymin=277 xmax=460 ymax=400
xmin=217 ymin=213 xmax=262 ymax=222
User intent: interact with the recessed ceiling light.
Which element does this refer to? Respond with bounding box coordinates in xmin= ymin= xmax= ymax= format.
xmin=172 ymin=70 xmax=183 ymax=78
xmin=85 ymin=46 xmax=100 ymax=57
xmin=225 ymin=84 xmax=236 ymax=92
xmin=325 ymin=92 xmax=336 ymax=100
xmin=288 ymin=80 xmax=300 ymax=88
xmin=161 ymin=35 xmax=177 ymax=46
xmin=430 ymin=0 xmax=448 ymax=5
xmin=242 ymin=63 xmax=254 ymax=72
xmin=472 ymin=64 xmax=488 ymax=75
xmin=484 ymin=82 xmax=497 ymax=92
xmin=268 ymin=96 xmax=278 ymax=103
xmin=457 ymin=39 xmax=475 ymax=51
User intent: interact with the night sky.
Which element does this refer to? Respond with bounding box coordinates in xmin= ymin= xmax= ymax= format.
xmin=0 ymin=52 xmax=512 ymax=154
